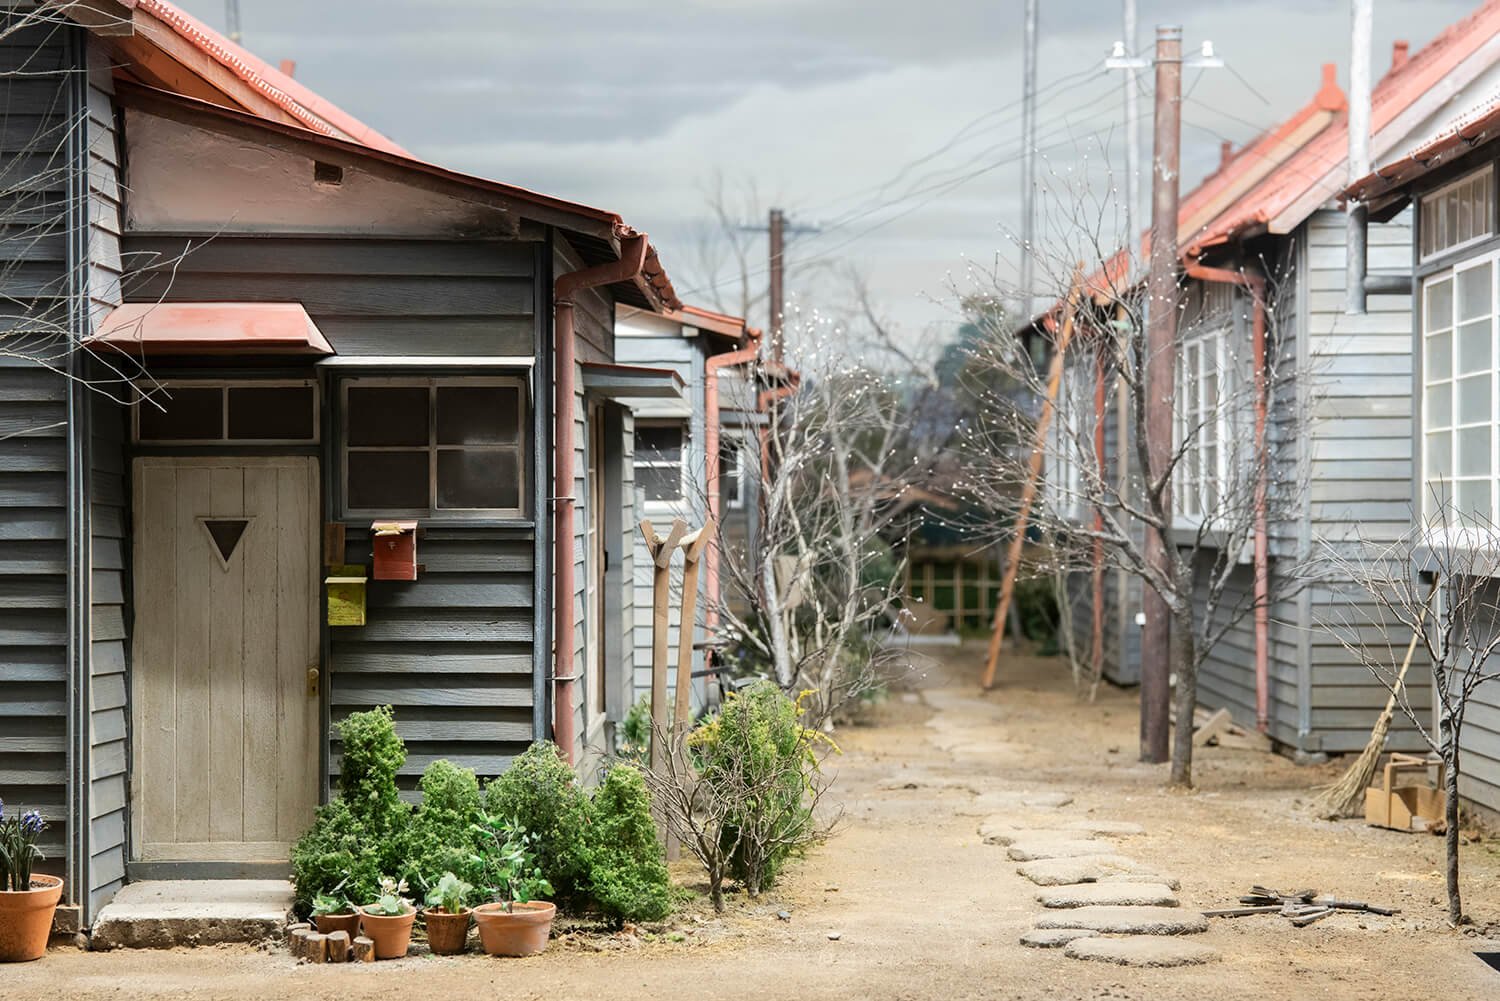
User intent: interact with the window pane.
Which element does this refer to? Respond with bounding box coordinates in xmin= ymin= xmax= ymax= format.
xmin=1459 ymin=264 xmax=1493 ymax=321
xmin=1426 ymin=477 xmax=1453 ymax=516
xmin=1458 ymin=320 xmax=1492 ymax=374
xmin=1426 ymin=330 xmax=1452 ymax=381
xmin=437 ymin=385 xmax=520 ymax=445
xmin=1458 ymin=426 xmax=1492 ymax=476
xmin=638 ymin=465 xmax=682 ymax=502
xmin=228 ymin=386 xmax=315 ymax=440
xmin=1459 ymin=480 xmax=1493 ymax=519
xmin=636 ymin=426 xmax=684 ymax=463
xmin=1458 ymin=375 xmax=1491 ymax=425
xmin=1427 ymin=383 xmax=1453 ymax=430
xmin=1428 ymin=431 xmax=1452 ymax=479
xmin=138 ymin=387 xmax=222 ymax=441
xmin=436 ymin=449 xmax=520 ymax=510
xmin=346 ymin=450 xmax=429 ymax=509
xmin=347 ymin=386 xmax=429 ymax=446
xmin=1425 ymin=278 xmax=1453 ymax=331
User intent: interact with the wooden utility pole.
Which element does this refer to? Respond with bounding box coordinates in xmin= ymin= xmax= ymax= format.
xmin=769 ymin=208 xmax=785 ymax=362
xmin=981 ymin=268 xmax=1084 ymax=690
xmin=1140 ymin=24 xmax=1183 ymax=764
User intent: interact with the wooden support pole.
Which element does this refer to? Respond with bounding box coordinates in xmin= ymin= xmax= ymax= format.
xmin=640 ymin=518 xmax=685 ymax=773
xmin=981 ymin=268 xmax=1084 ymax=690
xmin=673 ymin=521 xmax=714 ymax=731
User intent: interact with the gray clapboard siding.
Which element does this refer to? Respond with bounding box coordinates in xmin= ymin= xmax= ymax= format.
xmin=121 ymin=236 xmax=537 ymax=358
xmin=329 ymin=530 xmax=536 ymax=790
xmin=0 ymin=19 xmax=76 ymax=884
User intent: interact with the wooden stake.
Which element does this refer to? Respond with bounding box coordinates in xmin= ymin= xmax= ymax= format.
xmin=981 ymin=267 xmax=1085 ymax=689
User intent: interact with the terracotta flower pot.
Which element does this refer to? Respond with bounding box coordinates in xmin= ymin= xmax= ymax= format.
xmin=423 ymin=907 xmax=471 ymax=956
xmin=0 ymin=875 xmax=64 ymax=963
xmin=472 ymin=901 xmax=555 ymax=957
xmin=356 ymin=906 xmax=416 ymax=960
xmin=314 ymin=912 xmax=360 ymax=938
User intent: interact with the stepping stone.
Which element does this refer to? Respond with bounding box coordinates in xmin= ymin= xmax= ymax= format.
xmin=1064 ymin=937 xmax=1221 ymax=967
xmin=1016 ymin=855 xmax=1141 ymax=886
xmin=1020 ymin=927 xmax=1099 ymax=949
xmin=1037 ymin=882 xmax=1179 ymax=908
xmin=1061 ymin=819 xmax=1144 ymax=837
xmin=1101 ymin=872 xmax=1181 ymax=891
xmin=1022 ymin=792 xmax=1074 ymax=809
xmin=979 ymin=824 xmax=1083 ymax=846
xmin=1035 ymin=906 xmax=1209 ymax=936
xmin=1007 ymin=839 xmax=1105 ymax=861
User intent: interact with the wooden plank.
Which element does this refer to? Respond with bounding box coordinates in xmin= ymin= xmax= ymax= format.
xmin=173 ymin=465 xmax=212 ymax=845
xmin=242 ymin=464 xmax=278 ymax=843
xmin=280 ymin=460 xmax=319 ymax=841
xmin=207 ymin=465 xmax=246 ymax=844
xmin=330 ymin=648 xmax=533 ymax=674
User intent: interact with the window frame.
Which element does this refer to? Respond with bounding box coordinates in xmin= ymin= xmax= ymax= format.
xmin=1173 ymin=307 xmax=1236 ymax=525
xmin=1048 ymin=357 xmax=1090 ymax=522
xmin=634 ymin=419 xmax=688 ymax=508
xmin=722 ymin=435 xmax=748 ymax=511
xmin=1419 ymin=164 xmax=1496 ymax=264
xmin=131 ymin=378 xmax=320 ymax=446
xmin=1420 ymin=247 xmax=1500 ymax=529
xmin=339 ymin=375 xmax=528 ymax=520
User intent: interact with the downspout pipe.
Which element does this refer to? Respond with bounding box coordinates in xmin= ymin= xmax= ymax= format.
xmin=704 ymin=329 xmax=763 ymax=644
xmin=552 ymin=231 xmax=649 ymax=765
xmin=1185 ymin=254 xmax=1272 ymax=733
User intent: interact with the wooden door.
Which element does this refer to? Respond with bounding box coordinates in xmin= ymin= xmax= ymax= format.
xmin=131 ymin=456 xmax=319 ymax=863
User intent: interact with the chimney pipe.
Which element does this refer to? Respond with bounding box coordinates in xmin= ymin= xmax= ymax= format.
xmin=279 ymin=58 xmax=296 ymax=78
xmin=1219 ymin=140 xmax=1233 ymax=170
xmin=1391 ymin=40 xmax=1409 ymax=72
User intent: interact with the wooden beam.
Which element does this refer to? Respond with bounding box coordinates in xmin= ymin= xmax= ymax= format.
xmin=981 ymin=266 xmax=1084 ymax=690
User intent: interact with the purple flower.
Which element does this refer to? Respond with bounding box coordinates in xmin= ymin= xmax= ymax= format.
xmin=20 ymin=811 xmax=43 ymax=836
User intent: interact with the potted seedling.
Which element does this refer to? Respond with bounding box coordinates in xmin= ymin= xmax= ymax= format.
xmin=0 ymin=802 xmax=61 ymax=963
xmin=470 ymin=818 xmax=555 ymax=957
xmin=357 ymin=876 xmax=416 ymax=960
xmin=310 ymin=888 xmax=360 ymax=938
xmin=422 ymin=872 xmax=473 ymax=956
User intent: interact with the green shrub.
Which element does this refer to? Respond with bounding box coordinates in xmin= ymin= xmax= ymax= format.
xmin=585 ymin=764 xmax=671 ymax=924
xmin=289 ymin=707 xmax=411 ymax=914
xmin=481 ymin=742 xmax=591 ymax=907
xmin=691 ymin=681 xmax=830 ymax=896
xmin=404 ymin=759 xmax=486 ymax=891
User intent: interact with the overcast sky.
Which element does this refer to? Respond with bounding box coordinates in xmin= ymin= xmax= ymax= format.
xmin=177 ymin=0 xmax=1476 ymax=344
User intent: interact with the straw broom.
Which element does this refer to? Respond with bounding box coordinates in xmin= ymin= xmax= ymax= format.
xmin=1312 ymin=582 xmax=1437 ymax=820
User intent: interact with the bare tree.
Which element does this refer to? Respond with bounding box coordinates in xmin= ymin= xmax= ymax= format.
xmin=1311 ymin=505 xmax=1500 ymax=926
xmin=710 ymin=307 xmax=932 ymax=726
xmin=957 ymin=184 xmax=1312 ymax=788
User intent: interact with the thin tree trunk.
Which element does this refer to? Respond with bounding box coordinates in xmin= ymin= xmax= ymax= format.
xmin=1444 ymin=746 xmax=1462 ymax=925
xmin=1169 ymin=597 xmax=1197 ymax=788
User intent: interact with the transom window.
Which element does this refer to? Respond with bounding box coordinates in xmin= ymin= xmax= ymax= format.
xmin=341 ymin=377 xmax=527 ymax=518
xmin=134 ymin=381 xmax=317 ymax=444
xmin=1422 ymin=253 xmax=1498 ymax=521
xmin=1420 ymin=166 xmax=1494 ymax=261
xmin=635 ymin=422 xmax=686 ymax=504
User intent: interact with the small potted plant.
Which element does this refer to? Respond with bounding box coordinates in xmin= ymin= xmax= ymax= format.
xmin=0 ymin=802 xmax=62 ymax=963
xmin=310 ymin=889 xmax=359 ymax=938
xmin=422 ymin=871 xmax=473 ymax=956
xmin=470 ymin=819 xmax=555 ymax=958
xmin=357 ymin=876 xmax=416 ymax=960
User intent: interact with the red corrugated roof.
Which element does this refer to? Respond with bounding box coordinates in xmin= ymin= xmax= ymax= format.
xmin=89 ymin=302 xmax=334 ymax=355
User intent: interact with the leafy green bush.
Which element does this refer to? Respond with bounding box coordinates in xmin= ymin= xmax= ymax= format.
xmin=690 ymin=681 xmax=831 ymax=895
xmin=584 ymin=764 xmax=671 ymax=924
xmin=481 ymin=741 xmax=591 ymax=907
xmin=404 ymin=759 xmax=487 ymax=891
xmin=290 ymin=707 xmax=411 ymax=913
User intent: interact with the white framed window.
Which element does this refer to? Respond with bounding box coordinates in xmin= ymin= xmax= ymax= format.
xmin=635 ymin=421 xmax=686 ymax=504
xmin=133 ymin=380 xmax=318 ymax=445
xmin=1420 ymin=165 xmax=1495 ymax=262
xmin=722 ymin=437 xmax=747 ymax=510
xmin=1422 ymin=251 xmax=1499 ymax=523
xmin=1174 ymin=323 xmax=1234 ymax=520
xmin=340 ymin=376 xmax=527 ymax=518
xmin=1048 ymin=359 xmax=1090 ymax=521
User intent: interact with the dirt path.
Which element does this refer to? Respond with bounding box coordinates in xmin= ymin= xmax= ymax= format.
xmin=13 ymin=642 xmax=1500 ymax=999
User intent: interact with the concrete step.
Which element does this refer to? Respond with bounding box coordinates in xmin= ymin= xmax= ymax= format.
xmin=91 ymin=880 xmax=292 ymax=950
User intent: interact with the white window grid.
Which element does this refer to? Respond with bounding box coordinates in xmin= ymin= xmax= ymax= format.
xmin=339 ymin=375 xmax=528 ymax=519
xmin=1174 ymin=323 xmax=1232 ymax=520
xmin=723 ymin=436 xmax=748 ymax=511
xmin=635 ymin=420 xmax=688 ymax=507
xmin=1049 ymin=359 xmax=1090 ymax=521
xmin=1422 ymin=249 xmax=1500 ymax=524
xmin=1420 ymin=164 xmax=1495 ymax=263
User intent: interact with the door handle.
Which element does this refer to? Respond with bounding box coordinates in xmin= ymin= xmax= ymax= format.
xmin=306 ymin=666 xmax=320 ymax=697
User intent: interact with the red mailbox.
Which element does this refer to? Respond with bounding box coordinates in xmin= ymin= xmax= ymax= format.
xmin=371 ymin=520 xmax=418 ymax=580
